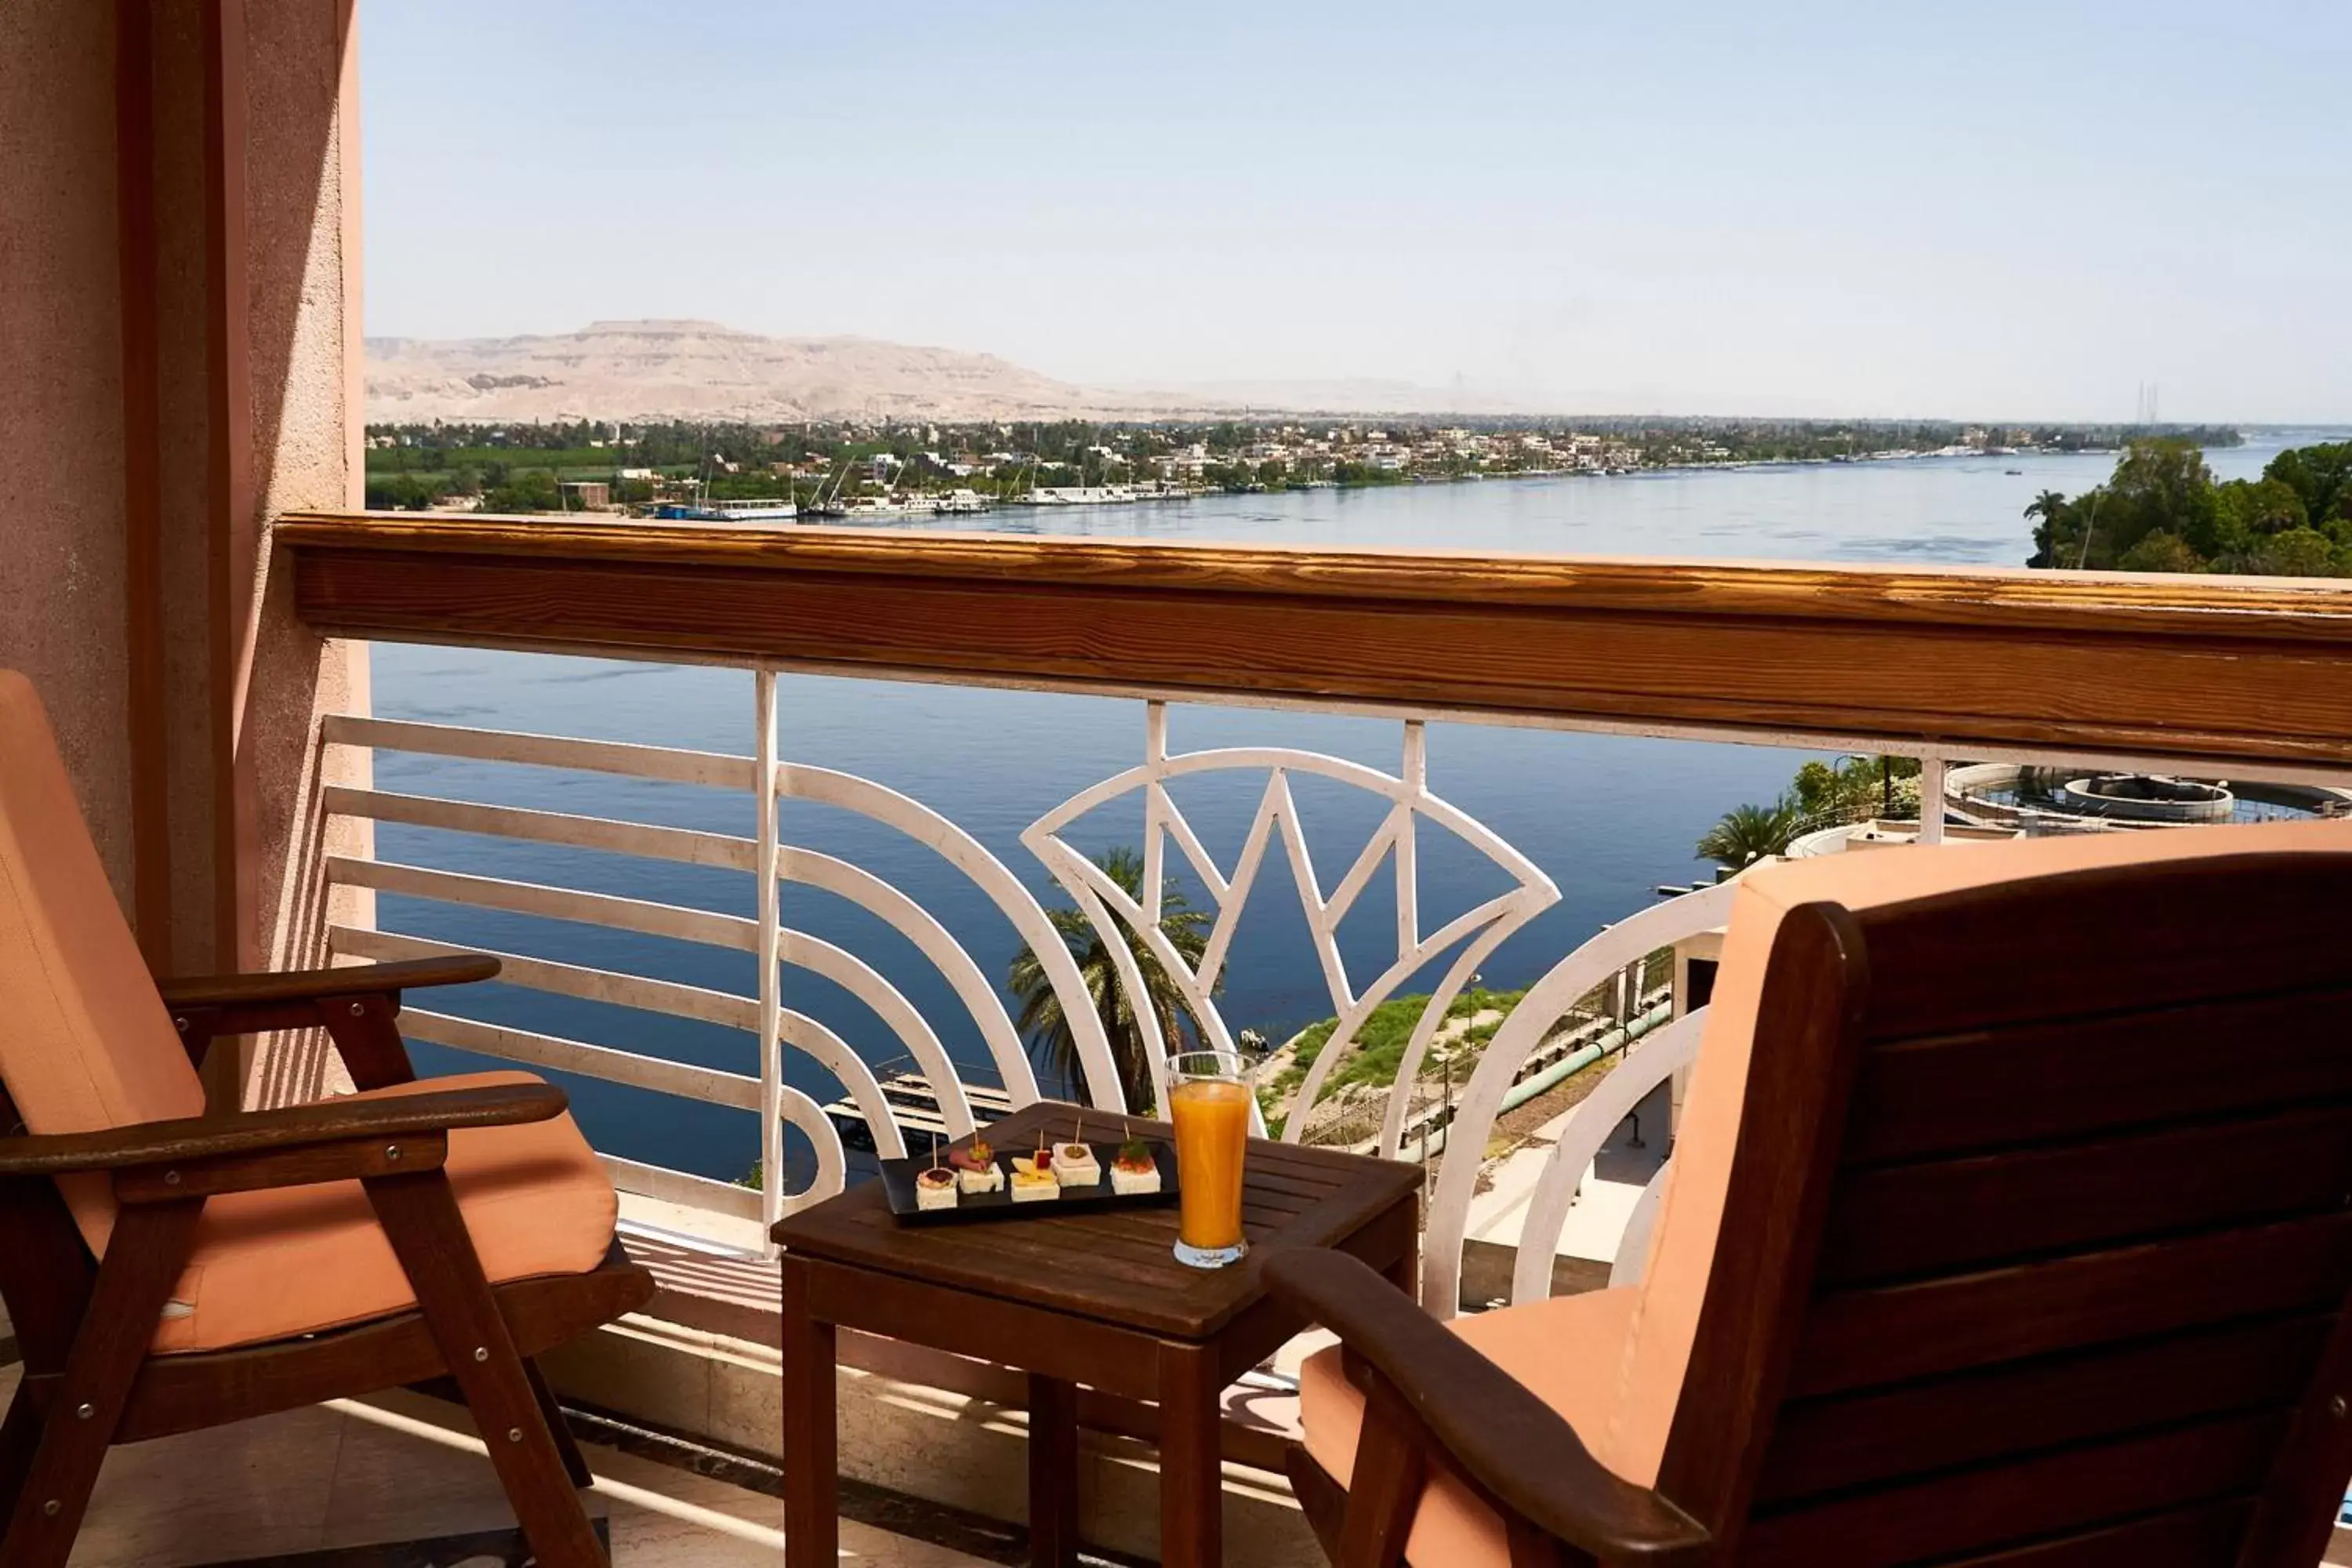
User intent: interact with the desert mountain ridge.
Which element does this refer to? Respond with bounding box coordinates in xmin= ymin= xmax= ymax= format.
xmin=364 ymin=319 xmax=1497 ymax=423
xmin=364 ymin=319 xmax=1152 ymax=423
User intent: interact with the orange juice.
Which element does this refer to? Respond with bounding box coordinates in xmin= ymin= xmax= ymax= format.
xmin=1170 ymin=1076 xmax=1250 ymax=1252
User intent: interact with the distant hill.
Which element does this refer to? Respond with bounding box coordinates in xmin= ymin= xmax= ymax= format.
xmin=364 ymin=319 xmax=1174 ymax=423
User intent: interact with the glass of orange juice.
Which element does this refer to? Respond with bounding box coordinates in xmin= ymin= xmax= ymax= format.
xmin=1167 ymin=1050 xmax=1254 ymax=1269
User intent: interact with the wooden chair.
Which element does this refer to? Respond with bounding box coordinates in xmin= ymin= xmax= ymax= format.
xmin=1269 ymin=818 xmax=2352 ymax=1567
xmin=0 ymin=671 xmax=654 ymax=1567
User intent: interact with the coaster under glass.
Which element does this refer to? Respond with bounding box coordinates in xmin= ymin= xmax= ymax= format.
xmin=1173 ymin=1236 xmax=1248 ymax=1270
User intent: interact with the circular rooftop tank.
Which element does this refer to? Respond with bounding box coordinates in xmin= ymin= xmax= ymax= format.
xmin=2054 ymin=775 xmax=2236 ymax=823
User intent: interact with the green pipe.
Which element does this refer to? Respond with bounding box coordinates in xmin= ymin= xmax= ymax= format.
xmin=1406 ymin=999 xmax=1675 ymax=1163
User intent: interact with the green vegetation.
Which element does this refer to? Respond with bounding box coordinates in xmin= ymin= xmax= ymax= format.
xmin=1006 ymin=846 xmax=1214 ymax=1113
xmin=483 ymin=468 xmax=562 ymax=514
xmin=2025 ymin=438 xmax=2352 ymax=576
xmin=1696 ymin=754 xmax=1922 ymax=871
xmin=356 ymin=416 xmax=2247 ymax=516
xmin=369 ymin=442 xmax=626 ymax=474
xmin=1266 ymin=986 xmax=1526 ymax=1100
xmin=1256 ymin=943 xmax=1678 ymax=1140
xmin=1789 ymin=753 xmax=1922 ymax=822
xmin=1693 ymin=802 xmax=1801 ymax=871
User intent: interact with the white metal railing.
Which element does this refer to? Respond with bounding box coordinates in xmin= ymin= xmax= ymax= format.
xmin=319 ymin=687 xmax=2352 ymax=1295
xmin=321 ymin=715 xmax=775 ymax=1226
xmin=322 ymin=702 xmax=1076 ymax=1243
xmin=1421 ymin=884 xmax=1730 ymax=1315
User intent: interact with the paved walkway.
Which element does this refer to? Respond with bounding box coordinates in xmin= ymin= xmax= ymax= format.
xmin=1463 ymin=1076 xmax=1672 ymax=1294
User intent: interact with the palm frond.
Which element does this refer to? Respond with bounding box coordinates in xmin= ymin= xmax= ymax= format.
xmin=1005 ymin=844 xmax=1218 ymax=1112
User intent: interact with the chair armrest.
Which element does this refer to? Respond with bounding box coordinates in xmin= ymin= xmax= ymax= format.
xmin=1265 ymin=1248 xmax=1711 ymax=1566
xmin=158 ymin=954 xmax=501 ymax=1009
xmin=158 ymin=956 xmax=499 ymax=1085
xmin=0 ymin=1082 xmax=565 ymax=1177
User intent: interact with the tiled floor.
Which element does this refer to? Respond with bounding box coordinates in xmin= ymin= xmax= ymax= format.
xmin=0 ymin=1363 xmax=981 ymax=1567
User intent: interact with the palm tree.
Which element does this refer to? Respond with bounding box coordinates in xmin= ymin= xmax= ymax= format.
xmin=2024 ymin=488 xmax=2073 ymax=568
xmin=1007 ymin=846 xmax=1214 ymax=1113
xmin=2024 ymin=489 xmax=2069 ymax=527
xmin=1695 ymin=801 xmax=1799 ymax=872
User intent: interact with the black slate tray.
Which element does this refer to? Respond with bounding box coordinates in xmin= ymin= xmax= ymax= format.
xmin=880 ymin=1140 xmax=1180 ymax=1225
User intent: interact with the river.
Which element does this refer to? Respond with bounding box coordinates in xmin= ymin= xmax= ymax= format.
xmin=372 ymin=433 xmax=2332 ymax=1185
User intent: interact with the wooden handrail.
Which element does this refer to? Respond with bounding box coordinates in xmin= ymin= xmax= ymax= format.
xmin=278 ymin=511 xmax=2352 ymax=770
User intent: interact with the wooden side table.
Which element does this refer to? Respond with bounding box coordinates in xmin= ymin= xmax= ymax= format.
xmin=774 ymin=1101 xmax=1422 ymax=1568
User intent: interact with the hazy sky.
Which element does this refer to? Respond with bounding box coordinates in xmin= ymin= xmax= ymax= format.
xmin=362 ymin=2 xmax=2350 ymax=422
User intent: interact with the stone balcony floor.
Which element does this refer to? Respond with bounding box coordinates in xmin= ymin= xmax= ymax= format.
xmin=0 ymin=1359 xmax=1003 ymax=1568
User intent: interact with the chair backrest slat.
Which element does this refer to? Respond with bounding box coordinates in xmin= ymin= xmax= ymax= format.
xmin=1929 ymin=1501 xmax=2256 ymax=1568
xmin=1741 ymin=1411 xmax=2288 ymax=1568
xmin=1657 ymin=848 xmax=2352 ymax=1568
xmin=1852 ymin=853 xmax=2352 ymax=1039
xmin=1793 ymin=1210 xmax=2352 ymax=1397
xmin=1759 ymin=1312 xmax=2335 ymax=1504
xmin=1845 ymin=983 xmax=2352 ymax=1162
xmin=1820 ymin=1101 xmax=2352 ymax=1287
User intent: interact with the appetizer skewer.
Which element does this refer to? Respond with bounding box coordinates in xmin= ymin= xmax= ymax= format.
xmin=915 ymin=1140 xmax=959 ymax=1210
xmin=1008 ymin=1163 xmax=1060 ymax=1203
xmin=947 ymin=1136 xmax=1004 ymax=1195
xmin=1109 ymin=1137 xmax=1162 ymax=1196
xmin=1052 ymin=1114 xmax=1102 ymax=1187
xmin=900 ymin=1116 xmax=1171 ymax=1218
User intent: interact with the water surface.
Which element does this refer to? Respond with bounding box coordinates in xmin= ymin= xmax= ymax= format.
xmin=374 ymin=437 xmax=2325 ymax=1185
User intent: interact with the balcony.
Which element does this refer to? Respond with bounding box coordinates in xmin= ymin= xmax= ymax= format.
xmin=187 ymin=510 xmax=2349 ymax=1563
xmin=2 ymin=501 xmax=2350 ymax=1561
xmin=9 ymin=4 xmax=2350 ymax=1558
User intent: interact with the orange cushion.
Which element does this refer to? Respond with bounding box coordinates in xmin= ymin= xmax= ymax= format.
xmin=0 ymin=673 xmax=618 ymax=1353
xmin=148 ymin=1071 xmax=619 ymax=1355
xmin=0 ymin=672 xmax=207 ymax=1254
xmin=1299 ymin=1287 xmax=1639 ymax=1568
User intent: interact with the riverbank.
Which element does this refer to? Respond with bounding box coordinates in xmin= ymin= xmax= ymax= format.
xmin=366 ymin=415 xmax=2256 ymax=519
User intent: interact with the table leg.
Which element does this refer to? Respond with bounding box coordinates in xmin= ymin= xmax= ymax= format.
xmin=782 ymin=1258 xmax=838 ymax=1568
xmin=1158 ymin=1343 xmax=1222 ymax=1568
xmin=1027 ymin=1373 xmax=1080 ymax=1567
xmin=1383 ymin=1244 xmax=1419 ymax=1302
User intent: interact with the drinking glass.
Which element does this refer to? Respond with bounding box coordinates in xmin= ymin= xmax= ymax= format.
xmin=1167 ymin=1050 xmax=1254 ymax=1269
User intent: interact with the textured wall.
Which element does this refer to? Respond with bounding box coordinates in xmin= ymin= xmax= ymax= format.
xmin=240 ymin=0 xmax=376 ymax=1103
xmin=0 ymin=1 xmax=134 ymax=899
xmin=0 ymin=2 xmax=369 ymax=1076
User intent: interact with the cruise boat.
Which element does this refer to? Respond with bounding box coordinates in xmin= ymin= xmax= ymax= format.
xmin=842 ymin=494 xmax=937 ymax=518
xmin=652 ymin=496 xmax=798 ymax=523
xmin=1020 ymin=485 xmax=1137 ymax=506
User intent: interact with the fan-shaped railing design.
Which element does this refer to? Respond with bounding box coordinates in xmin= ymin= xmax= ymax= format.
xmin=1023 ymin=702 xmax=1559 ymax=1146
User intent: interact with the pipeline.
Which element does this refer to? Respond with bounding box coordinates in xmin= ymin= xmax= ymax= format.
xmin=1397 ymin=997 xmax=1675 ymax=1165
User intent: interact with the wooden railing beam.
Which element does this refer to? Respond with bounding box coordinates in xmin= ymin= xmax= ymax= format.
xmin=280 ymin=513 xmax=2352 ymax=770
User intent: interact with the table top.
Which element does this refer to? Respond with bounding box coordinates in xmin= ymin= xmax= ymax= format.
xmin=772 ymin=1100 xmax=1424 ymax=1340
